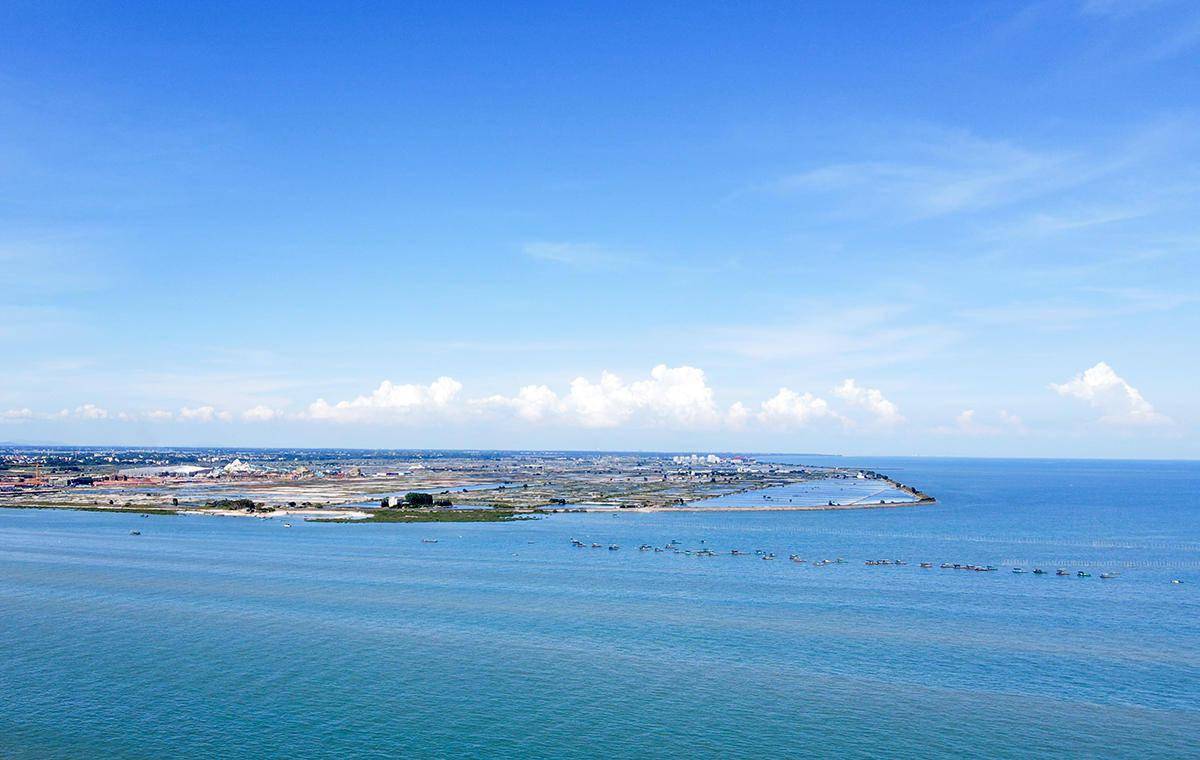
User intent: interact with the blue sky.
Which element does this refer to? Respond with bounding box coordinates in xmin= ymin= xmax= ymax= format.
xmin=2 ymin=1 xmax=1197 ymax=457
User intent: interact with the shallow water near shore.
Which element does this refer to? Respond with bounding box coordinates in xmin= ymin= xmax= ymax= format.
xmin=2 ymin=457 xmax=1198 ymax=758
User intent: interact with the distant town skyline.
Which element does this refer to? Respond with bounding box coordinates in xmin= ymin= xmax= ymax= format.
xmin=2 ymin=2 xmax=1197 ymax=458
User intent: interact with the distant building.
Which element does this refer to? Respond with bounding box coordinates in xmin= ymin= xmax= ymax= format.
xmin=671 ymin=453 xmax=723 ymax=466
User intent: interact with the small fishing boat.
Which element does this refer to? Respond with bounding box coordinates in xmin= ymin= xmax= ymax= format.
xmin=1171 ymin=578 xmax=1183 ymax=584
xmin=1012 ymin=567 xmax=1025 ymax=574
xmin=422 ymin=538 xmax=438 ymax=544
xmin=1056 ymin=568 xmax=1069 ymax=576
xmin=920 ymin=562 xmax=933 ymax=568
xmin=591 ymin=543 xmax=602 ymax=548
xmin=608 ymin=544 xmax=619 ymax=550
xmin=1100 ymin=572 xmax=1118 ymax=579
xmin=1033 ymin=568 xmax=1046 ymax=575
xmin=129 ymin=530 xmax=141 ymax=536
xmin=1077 ymin=571 xmax=1091 ymax=577
xmin=762 ymin=553 xmax=776 ymax=560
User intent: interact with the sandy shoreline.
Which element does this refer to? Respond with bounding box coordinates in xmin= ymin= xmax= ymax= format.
xmin=180 ymin=507 xmax=372 ymax=520
xmin=564 ymin=498 xmax=933 ymax=514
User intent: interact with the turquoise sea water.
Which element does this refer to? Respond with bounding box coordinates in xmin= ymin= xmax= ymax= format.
xmin=2 ymin=457 xmax=1198 ymax=758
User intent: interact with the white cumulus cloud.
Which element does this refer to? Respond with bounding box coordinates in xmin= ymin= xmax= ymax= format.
xmin=476 ymin=384 xmax=563 ymax=422
xmin=179 ymin=405 xmax=232 ymax=423
xmin=832 ymin=379 xmax=904 ymax=425
xmin=308 ymin=377 xmax=463 ymax=423
xmin=1 ymin=408 xmax=34 ymax=422
xmin=568 ymin=365 xmax=720 ymax=428
xmin=758 ymin=388 xmax=842 ymax=427
xmin=74 ymin=404 xmax=109 ymax=420
xmin=242 ymin=405 xmax=279 ymax=422
xmin=1050 ymin=361 xmax=1169 ymax=425
xmin=478 ymin=365 xmax=721 ymax=428
xmin=997 ymin=410 xmax=1026 ymax=432
xmin=726 ymin=401 xmax=751 ymax=428
xmin=956 ymin=409 xmax=979 ymax=433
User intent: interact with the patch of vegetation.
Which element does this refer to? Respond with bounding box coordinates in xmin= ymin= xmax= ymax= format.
xmin=202 ymin=498 xmax=273 ymax=512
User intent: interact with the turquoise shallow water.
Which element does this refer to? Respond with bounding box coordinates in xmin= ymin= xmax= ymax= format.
xmin=2 ymin=457 xmax=1198 ymax=758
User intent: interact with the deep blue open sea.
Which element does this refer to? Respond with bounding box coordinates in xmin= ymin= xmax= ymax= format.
xmin=2 ymin=457 xmax=1198 ymax=758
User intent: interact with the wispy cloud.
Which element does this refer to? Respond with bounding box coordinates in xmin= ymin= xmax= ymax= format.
xmin=0 ymin=238 xmax=114 ymax=295
xmin=522 ymin=241 xmax=635 ymax=269
xmin=1077 ymin=0 xmax=1200 ymax=60
xmin=758 ymin=119 xmax=1194 ymax=227
xmin=936 ymin=408 xmax=1027 ymax=436
xmin=1079 ymin=0 xmax=1168 ymax=19
xmin=959 ymin=287 xmax=1193 ymax=329
xmin=706 ymin=305 xmax=961 ymax=371
xmin=764 ymin=129 xmax=1075 ymax=220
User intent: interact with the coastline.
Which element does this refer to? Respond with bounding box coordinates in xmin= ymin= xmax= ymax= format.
xmin=0 ymin=496 xmax=934 ymax=521
xmin=1 ymin=452 xmax=935 ymax=522
xmin=561 ymin=497 xmax=934 ymax=514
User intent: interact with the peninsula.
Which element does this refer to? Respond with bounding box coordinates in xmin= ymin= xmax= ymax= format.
xmin=0 ymin=447 xmax=933 ymax=522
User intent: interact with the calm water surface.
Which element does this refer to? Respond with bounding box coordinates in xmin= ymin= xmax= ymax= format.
xmin=2 ymin=457 xmax=1198 ymax=758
